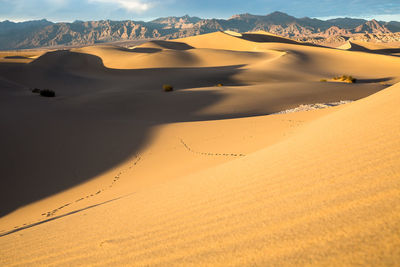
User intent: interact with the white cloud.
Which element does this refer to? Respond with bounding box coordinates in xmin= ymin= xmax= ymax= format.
xmin=365 ymin=14 xmax=400 ymax=21
xmin=88 ymin=0 xmax=153 ymax=12
xmin=315 ymin=13 xmax=400 ymax=22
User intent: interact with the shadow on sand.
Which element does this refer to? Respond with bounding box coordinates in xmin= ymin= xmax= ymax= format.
xmin=0 ymin=193 xmax=134 ymax=237
xmin=355 ymin=77 xmax=393 ymax=84
xmin=0 ymin=50 xmax=389 ymax=218
xmin=0 ymin=51 xmax=247 ymax=217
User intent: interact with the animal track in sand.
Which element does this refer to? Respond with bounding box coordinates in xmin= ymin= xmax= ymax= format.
xmin=4 ymin=155 xmax=142 ymax=235
xmin=99 ymin=237 xmax=131 ymax=248
xmin=180 ymin=138 xmax=246 ymax=158
xmin=282 ymin=119 xmax=305 ymax=128
xmin=279 ymin=119 xmax=307 ymax=137
xmin=41 ymin=154 xmax=142 ymax=218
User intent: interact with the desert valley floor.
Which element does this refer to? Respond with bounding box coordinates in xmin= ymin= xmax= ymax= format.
xmin=0 ymin=31 xmax=399 ymax=265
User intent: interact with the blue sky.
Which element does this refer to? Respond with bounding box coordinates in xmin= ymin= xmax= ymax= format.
xmin=1 ymin=0 xmax=399 ymax=22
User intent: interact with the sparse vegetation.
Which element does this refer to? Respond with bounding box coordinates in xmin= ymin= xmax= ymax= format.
xmin=39 ymin=89 xmax=56 ymax=97
xmin=31 ymin=88 xmax=41 ymax=93
xmin=320 ymin=75 xmax=357 ymax=83
xmin=333 ymin=75 xmax=357 ymax=83
xmin=163 ymin=84 xmax=174 ymax=92
xmin=217 ymin=83 xmax=224 ymax=87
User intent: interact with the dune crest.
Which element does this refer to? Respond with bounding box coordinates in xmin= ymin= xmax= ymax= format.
xmin=223 ymin=30 xmax=242 ymax=37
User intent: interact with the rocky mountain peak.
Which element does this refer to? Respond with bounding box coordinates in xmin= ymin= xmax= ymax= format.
xmin=355 ymin=19 xmax=391 ymax=33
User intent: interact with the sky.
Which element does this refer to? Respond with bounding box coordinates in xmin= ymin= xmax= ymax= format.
xmin=0 ymin=0 xmax=399 ymax=22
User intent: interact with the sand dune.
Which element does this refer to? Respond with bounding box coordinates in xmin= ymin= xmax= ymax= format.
xmin=0 ymin=50 xmax=47 ymax=63
xmin=241 ymin=31 xmax=301 ymax=44
xmin=337 ymin=41 xmax=371 ymax=52
xmin=72 ymin=43 xmax=274 ymax=69
xmin=138 ymin=40 xmax=195 ymax=50
xmin=337 ymin=40 xmax=400 ymax=58
xmin=1 ymin=81 xmax=399 ymax=266
xmin=350 ymin=40 xmax=400 ymax=51
xmin=0 ymin=30 xmax=399 ymax=265
xmin=223 ymin=30 xmax=243 ymax=37
xmin=71 ymin=31 xmax=400 ymax=84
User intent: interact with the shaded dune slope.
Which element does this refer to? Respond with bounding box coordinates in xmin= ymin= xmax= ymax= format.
xmin=138 ymin=40 xmax=194 ymax=50
xmin=241 ymin=31 xmax=301 ymax=44
xmin=337 ymin=41 xmax=372 ymax=52
xmin=30 ymin=50 xmax=104 ymax=71
xmin=0 ymin=61 xmax=248 ymax=218
xmin=338 ymin=40 xmax=400 ymax=57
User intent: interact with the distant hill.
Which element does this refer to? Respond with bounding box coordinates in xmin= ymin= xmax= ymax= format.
xmin=1 ymin=11 xmax=400 ymax=50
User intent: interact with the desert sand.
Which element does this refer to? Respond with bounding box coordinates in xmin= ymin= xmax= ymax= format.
xmin=0 ymin=31 xmax=399 ymax=265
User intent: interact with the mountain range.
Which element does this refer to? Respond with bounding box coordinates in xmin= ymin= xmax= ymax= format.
xmin=1 ymin=11 xmax=400 ymax=50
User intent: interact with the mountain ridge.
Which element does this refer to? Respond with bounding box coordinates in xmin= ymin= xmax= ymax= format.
xmin=1 ymin=12 xmax=400 ymax=50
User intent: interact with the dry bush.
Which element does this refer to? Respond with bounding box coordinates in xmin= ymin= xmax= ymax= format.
xmin=39 ymin=89 xmax=56 ymax=97
xmin=333 ymin=75 xmax=357 ymax=83
xmin=163 ymin=84 xmax=174 ymax=92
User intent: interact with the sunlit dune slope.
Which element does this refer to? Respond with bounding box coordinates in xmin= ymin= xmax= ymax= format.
xmin=64 ymin=31 xmax=400 ymax=85
xmin=1 ymin=81 xmax=399 ymax=266
xmin=0 ymin=102 xmax=334 ymax=234
xmin=0 ymin=50 xmax=47 ymax=63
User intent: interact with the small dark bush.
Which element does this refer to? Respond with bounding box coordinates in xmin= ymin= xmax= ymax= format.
xmin=31 ymin=88 xmax=40 ymax=93
xmin=39 ymin=89 xmax=56 ymax=97
xmin=163 ymin=84 xmax=174 ymax=92
xmin=345 ymin=76 xmax=356 ymax=83
xmin=333 ymin=75 xmax=356 ymax=83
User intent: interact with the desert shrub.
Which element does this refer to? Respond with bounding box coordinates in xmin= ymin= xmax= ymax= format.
xmin=348 ymin=76 xmax=357 ymax=83
xmin=217 ymin=83 xmax=224 ymax=87
xmin=333 ymin=75 xmax=356 ymax=83
xmin=163 ymin=84 xmax=174 ymax=92
xmin=39 ymin=89 xmax=56 ymax=97
xmin=31 ymin=88 xmax=40 ymax=93
xmin=320 ymin=79 xmax=327 ymax=82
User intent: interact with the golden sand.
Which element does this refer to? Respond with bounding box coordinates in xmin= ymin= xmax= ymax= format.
xmin=0 ymin=31 xmax=399 ymax=265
